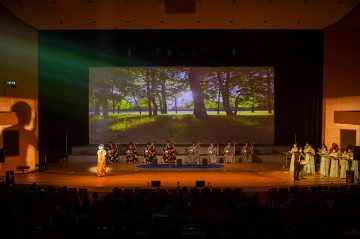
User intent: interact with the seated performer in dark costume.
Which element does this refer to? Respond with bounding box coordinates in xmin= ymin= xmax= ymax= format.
xmin=125 ymin=142 xmax=138 ymax=163
xmin=144 ymin=142 xmax=156 ymax=164
xmin=106 ymin=141 xmax=118 ymax=164
xmin=163 ymin=140 xmax=176 ymax=163
xmin=294 ymin=146 xmax=306 ymax=180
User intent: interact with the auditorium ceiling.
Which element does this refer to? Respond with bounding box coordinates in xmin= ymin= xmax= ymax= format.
xmin=1 ymin=0 xmax=359 ymax=30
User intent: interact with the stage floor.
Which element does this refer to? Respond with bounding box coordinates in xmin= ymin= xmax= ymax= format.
xmin=10 ymin=162 xmax=352 ymax=192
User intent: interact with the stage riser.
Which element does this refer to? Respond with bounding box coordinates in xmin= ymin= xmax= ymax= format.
xmin=68 ymin=154 xmax=281 ymax=163
xmin=71 ymin=145 xmax=289 ymax=155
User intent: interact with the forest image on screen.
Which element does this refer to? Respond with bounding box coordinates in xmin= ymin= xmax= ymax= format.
xmin=89 ymin=67 xmax=274 ymax=144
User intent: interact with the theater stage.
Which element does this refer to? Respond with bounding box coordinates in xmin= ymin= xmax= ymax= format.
xmin=11 ymin=162 xmax=351 ymax=192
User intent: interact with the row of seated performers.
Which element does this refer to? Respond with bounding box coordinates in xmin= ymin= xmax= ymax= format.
xmin=103 ymin=140 xmax=255 ymax=165
xmin=96 ymin=141 xmax=254 ymax=177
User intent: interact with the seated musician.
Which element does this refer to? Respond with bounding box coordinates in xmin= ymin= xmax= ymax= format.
xmin=223 ymin=141 xmax=235 ymax=163
xmin=125 ymin=142 xmax=138 ymax=163
xmin=144 ymin=142 xmax=156 ymax=164
xmin=106 ymin=141 xmax=118 ymax=164
xmin=163 ymin=141 xmax=176 ymax=163
xmin=207 ymin=142 xmax=219 ymax=164
xmin=188 ymin=141 xmax=200 ymax=164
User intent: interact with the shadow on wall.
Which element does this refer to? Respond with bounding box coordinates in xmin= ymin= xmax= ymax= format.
xmin=0 ymin=100 xmax=38 ymax=173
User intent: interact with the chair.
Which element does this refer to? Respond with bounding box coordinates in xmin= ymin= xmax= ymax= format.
xmin=17 ymin=165 xmax=30 ymax=173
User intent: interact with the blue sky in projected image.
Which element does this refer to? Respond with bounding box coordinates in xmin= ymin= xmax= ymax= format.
xmin=170 ymin=90 xmax=192 ymax=107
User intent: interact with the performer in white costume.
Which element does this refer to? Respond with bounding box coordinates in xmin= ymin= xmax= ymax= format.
xmin=318 ymin=144 xmax=329 ymax=176
xmin=289 ymin=143 xmax=298 ymax=172
xmin=340 ymin=149 xmax=350 ymax=179
xmin=348 ymin=148 xmax=359 ymax=180
xmin=303 ymin=142 xmax=316 ymax=176
xmin=329 ymin=145 xmax=340 ymax=178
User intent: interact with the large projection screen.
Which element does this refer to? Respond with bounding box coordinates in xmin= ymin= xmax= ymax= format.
xmin=89 ymin=67 xmax=274 ymax=144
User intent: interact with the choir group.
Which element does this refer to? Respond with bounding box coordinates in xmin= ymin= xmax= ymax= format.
xmin=289 ymin=142 xmax=358 ymax=181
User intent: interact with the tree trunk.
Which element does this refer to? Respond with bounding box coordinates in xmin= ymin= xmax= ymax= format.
xmin=100 ymin=97 xmax=109 ymax=118
xmin=218 ymin=71 xmax=233 ymax=116
xmin=189 ymin=68 xmax=208 ymax=120
xmin=158 ymin=95 xmax=164 ymax=114
xmin=111 ymin=99 xmax=116 ymax=114
xmin=146 ymin=70 xmax=153 ymax=116
xmin=111 ymin=86 xmax=115 ymax=114
xmin=267 ymin=70 xmax=273 ymax=113
xmin=217 ymin=83 xmax=221 ymax=115
xmin=94 ymin=99 xmax=100 ymax=115
xmin=150 ymin=69 xmax=158 ymax=116
xmin=160 ymin=77 xmax=168 ymax=114
xmin=151 ymin=97 xmax=158 ymax=116
xmin=174 ymin=97 xmax=178 ymax=114
xmin=233 ymin=94 xmax=241 ymax=115
xmin=132 ymin=93 xmax=142 ymax=115
xmin=268 ymin=101 xmax=272 ymax=114
xmin=251 ymin=104 xmax=255 ymax=113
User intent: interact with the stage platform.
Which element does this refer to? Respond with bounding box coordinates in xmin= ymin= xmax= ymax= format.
xmin=8 ymin=162 xmax=353 ymax=193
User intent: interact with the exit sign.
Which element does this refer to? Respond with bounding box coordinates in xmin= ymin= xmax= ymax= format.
xmin=5 ymin=81 xmax=16 ymax=88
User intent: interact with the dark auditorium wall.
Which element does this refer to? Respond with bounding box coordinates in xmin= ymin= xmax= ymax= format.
xmin=323 ymin=5 xmax=360 ymax=147
xmin=38 ymin=30 xmax=323 ymax=156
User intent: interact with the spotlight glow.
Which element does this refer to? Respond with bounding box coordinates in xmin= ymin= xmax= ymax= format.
xmin=88 ymin=166 xmax=112 ymax=173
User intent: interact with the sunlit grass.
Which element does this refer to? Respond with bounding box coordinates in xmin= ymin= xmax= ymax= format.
xmin=110 ymin=114 xmax=143 ymax=119
xmin=111 ymin=116 xmax=156 ymax=131
xmin=92 ymin=111 xmax=274 ymax=132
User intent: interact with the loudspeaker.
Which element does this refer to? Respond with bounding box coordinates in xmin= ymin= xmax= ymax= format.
xmin=0 ymin=149 xmax=4 ymax=163
xmin=354 ymin=146 xmax=360 ymax=160
xmin=3 ymin=130 xmax=19 ymax=156
xmin=151 ymin=181 xmax=161 ymax=187
xmin=196 ymin=181 xmax=205 ymax=187
xmin=152 ymin=157 xmax=158 ymax=165
xmin=202 ymin=158 xmax=208 ymax=165
xmin=177 ymin=158 xmax=182 ymax=166
xmin=6 ymin=171 xmax=15 ymax=184
xmin=346 ymin=170 xmax=355 ymax=183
